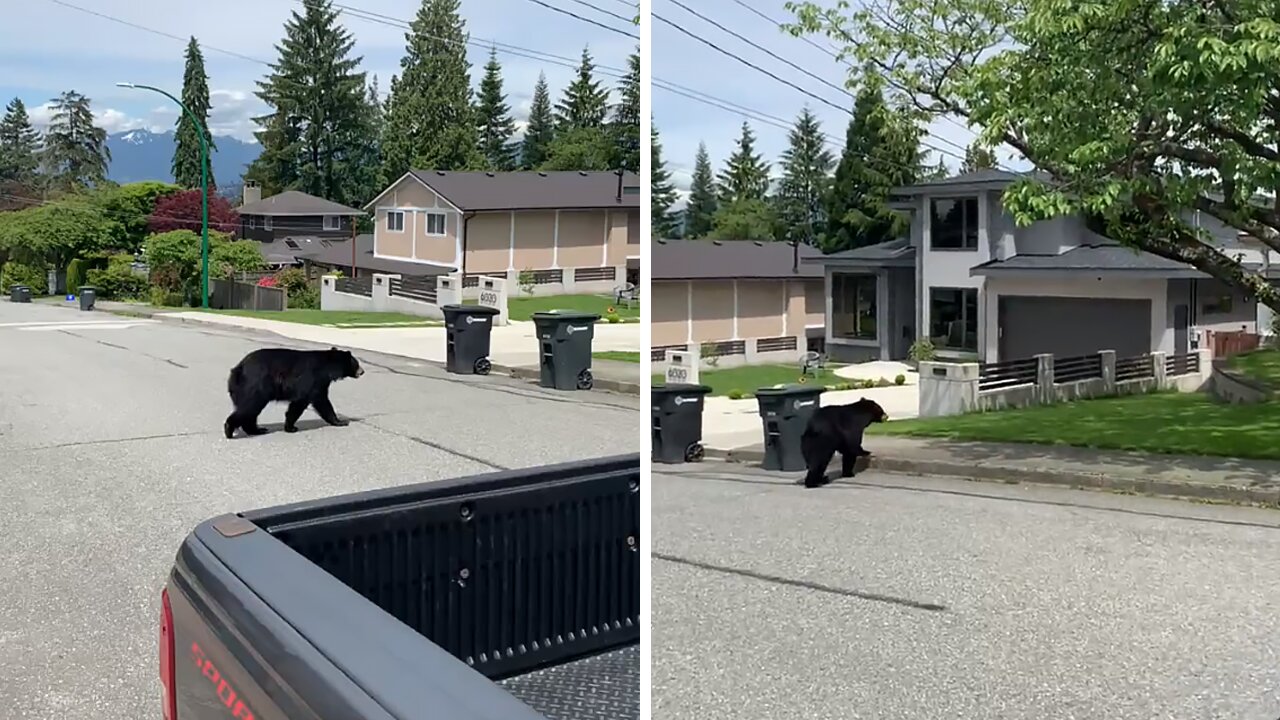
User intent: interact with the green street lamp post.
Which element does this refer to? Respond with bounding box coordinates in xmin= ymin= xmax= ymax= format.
xmin=117 ymin=82 xmax=210 ymax=308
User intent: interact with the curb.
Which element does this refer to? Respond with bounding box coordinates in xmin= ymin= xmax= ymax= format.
xmin=705 ymin=446 xmax=1280 ymax=507
xmin=99 ymin=307 xmax=641 ymax=397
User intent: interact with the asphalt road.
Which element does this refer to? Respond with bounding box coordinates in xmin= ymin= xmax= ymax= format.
xmin=0 ymin=301 xmax=638 ymax=719
xmin=653 ymin=462 xmax=1280 ymax=720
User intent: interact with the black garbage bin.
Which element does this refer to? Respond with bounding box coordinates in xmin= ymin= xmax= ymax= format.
xmin=755 ymin=385 xmax=826 ymax=472
xmin=652 ymin=383 xmax=712 ymax=464
xmin=441 ymin=304 xmax=500 ymax=375
xmin=531 ymin=311 xmax=601 ymax=390
xmin=9 ymin=285 xmax=31 ymax=303
xmin=78 ymin=286 xmax=96 ymax=311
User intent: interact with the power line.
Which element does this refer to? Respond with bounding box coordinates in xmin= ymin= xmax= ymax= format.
xmin=653 ymin=11 xmax=850 ymax=116
xmin=559 ymin=0 xmax=636 ymax=26
xmin=519 ymin=0 xmax=638 ymax=40
xmin=727 ymin=0 xmax=844 ymax=62
xmin=665 ymin=0 xmax=853 ymax=101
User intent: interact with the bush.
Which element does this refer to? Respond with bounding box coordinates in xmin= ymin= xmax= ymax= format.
xmin=272 ymin=267 xmax=317 ymax=309
xmin=894 ymin=373 xmax=906 ymax=386
xmin=1 ymin=261 xmax=49 ymax=294
xmin=727 ymin=389 xmax=746 ymax=400
xmin=861 ymin=378 xmax=878 ymax=389
xmin=149 ymin=286 xmax=185 ymax=307
xmin=606 ymin=314 xmax=621 ymax=323
xmin=86 ymin=254 xmax=148 ymax=300
xmin=832 ymin=382 xmax=852 ymax=391
xmin=908 ymin=338 xmax=937 ymax=363
xmin=66 ymin=258 xmax=89 ymax=292
xmin=289 ymin=285 xmax=320 ymax=309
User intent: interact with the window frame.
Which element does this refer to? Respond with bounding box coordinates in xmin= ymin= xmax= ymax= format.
xmin=831 ymin=272 xmax=879 ymax=341
xmin=424 ymin=211 xmax=447 ymax=237
xmin=929 ymin=196 xmax=980 ymax=251
xmin=263 ymin=216 xmax=273 ymax=232
xmin=323 ymin=215 xmax=341 ymax=231
xmin=385 ymin=211 xmax=405 ymax=233
xmin=928 ymin=286 xmax=979 ymax=352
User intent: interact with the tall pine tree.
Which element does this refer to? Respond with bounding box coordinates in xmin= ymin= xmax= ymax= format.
xmin=521 ymin=73 xmax=555 ymax=170
xmin=172 ymin=37 xmax=217 ymax=190
xmin=381 ymin=0 xmax=481 ymax=178
xmin=247 ymin=0 xmax=376 ymax=207
xmin=555 ymin=47 xmax=609 ymax=130
xmin=651 ymin=123 xmax=680 ymax=238
xmin=42 ymin=90 xmax=110 ymax=192
xmin=961 ymin=140 xmax=997 ymax=173
xmin=0 ymin=97 xmax=41 ymax=185
xmin=683 ymin=142 xmax=717 ymax=238
xmin=822 ymin=83 xmax=921 ymax=252
xmin=609 ymin=51 xmax=640 ymax=173
xmin=774 ymin=108 xmax=833 ymax=244
xmin=712 ymin=122 xmax=775 ymax=240
xmin=543 ymin=47 xmax=612 ymax=170
xmin=475 ymin=48 xmax=517 ymax=171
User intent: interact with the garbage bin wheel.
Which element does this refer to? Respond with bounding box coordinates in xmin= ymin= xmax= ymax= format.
xmin=576 ymin=369 xmax=594 ymax=391
xmin=684 ymin=442 xmax=705 ymax=463
xmin=473 ymin=357 xmax=492 ymax=376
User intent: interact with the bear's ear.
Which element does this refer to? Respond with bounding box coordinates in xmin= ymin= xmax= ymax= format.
xmin=331 ymin=346 xmax=339 ymax=351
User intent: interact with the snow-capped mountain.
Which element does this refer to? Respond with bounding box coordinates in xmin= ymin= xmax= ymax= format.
xmin=106 ymin=129 xmax=261 ymax=187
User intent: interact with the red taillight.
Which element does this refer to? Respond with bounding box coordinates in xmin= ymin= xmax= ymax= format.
xmin=160 ymin=588 xmax=177 ymax=720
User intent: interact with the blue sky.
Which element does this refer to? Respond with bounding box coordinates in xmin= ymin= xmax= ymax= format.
xmin=0 ymin=0 xmax=638 ymax=142
xmin=651 ymin=0 xmax=1015 ymax=204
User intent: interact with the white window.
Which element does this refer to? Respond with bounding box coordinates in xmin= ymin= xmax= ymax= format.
xmin=425 ymin=212 xmax=447 ymax=236
xmin=264 ymin=216 xmax=273 ymax=231
xmin=247 ymin=216 xmax=256 ymax=230
xmin=323 ymin=215 xmax=341 ymax=231
xmin=386 ymin=211 xmax=405 ymax=232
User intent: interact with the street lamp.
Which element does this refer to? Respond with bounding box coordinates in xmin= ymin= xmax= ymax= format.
xmin=117 ymin=82 xmax=210 ymax=309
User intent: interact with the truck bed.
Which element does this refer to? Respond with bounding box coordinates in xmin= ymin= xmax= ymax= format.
xmin=237 ymin=455 xmax=641 ymax=720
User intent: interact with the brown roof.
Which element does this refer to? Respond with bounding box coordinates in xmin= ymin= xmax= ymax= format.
xmin=652 ymin=239 xmax=824 ymax=280
xmin=394 ymin=170 xmax=641 ymax=212
xmin=238 ymin=190 xmax=365 ymax=217
xmin=291 ymin=235 xmax=449 ymax=277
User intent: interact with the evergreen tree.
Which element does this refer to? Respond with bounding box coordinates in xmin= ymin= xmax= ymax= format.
xmin=821 ymin=83 xmax=921 ymax=252
xmin=774 ymin=108 xmax=833 ymax=244
xmin=609 ymin=51 xmax=640 ymax=173
xmin=961 ymin=140 xmax=997 ymax=173
xmin=0 ymin=97 xmax=41 ymax=184
xmin=683 ymin=142 xmax=717 ymax=238
xmin=247 ymin=0 xmax=377 ymax=207
xmin=381 ymin=0 xmax=481 ymax=179
xmin=475 ymin=48 xmax=518 ymax=171
xmin=555 ymin=47 xmax=609 ymax=130
xmin=717 ymin=121 xmax=770 ymax=204
xmin=42 ymin=90 xmax=110 ymax=191
xmin=651 ymin=123 xmax=680 ymax=238
xmin=172 ymin=37 xmax=217 ymax=190
xmin=520 ymin=73 xmax=555 ymax=169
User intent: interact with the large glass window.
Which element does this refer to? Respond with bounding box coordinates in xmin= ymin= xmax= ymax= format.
xmin=929 ymin=287 xmax=978 ymax=351
xmin=930 ymin=197 xmax=979 ymax=250
xmin=832 ymin=273 xmax=877 ymax=340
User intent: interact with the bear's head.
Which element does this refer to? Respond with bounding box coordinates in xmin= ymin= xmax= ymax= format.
xmin=330 ymin=347 xmax=365 ymax=379
xmin=855 ymin=397 xmax=889 ymax=424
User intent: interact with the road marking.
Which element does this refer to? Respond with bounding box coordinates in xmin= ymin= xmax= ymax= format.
xmin=6 ymin=320 xmax=160 ymax=331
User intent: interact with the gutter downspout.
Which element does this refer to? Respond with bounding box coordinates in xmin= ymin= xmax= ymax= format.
xmin=460 ymin=212 xmax=476 ymax=275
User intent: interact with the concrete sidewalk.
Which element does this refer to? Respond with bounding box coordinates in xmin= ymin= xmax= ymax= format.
xmin=706 ymin=433 xmax=1280 ymax=507
xmin=75 ymin=301 xmax=642 ymax=395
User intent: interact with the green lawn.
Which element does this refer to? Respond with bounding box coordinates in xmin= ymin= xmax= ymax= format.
xmin=503 ymin=294 xmax=640 ymax=322
xmin=594 ymin=351 xmax=641 ymax=363
xmin=652 ymin=363 xmax=854 ymax=397
xmin=198 ymin=309 xmax=440 ymax=328
xmin=871 ymin=392 xmax=1280 ymax=460
xmin=1227 ymin=348 xmax=1280 ymax=388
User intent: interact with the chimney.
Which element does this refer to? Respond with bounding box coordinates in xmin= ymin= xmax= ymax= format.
xmin=243 ymin=182 xmax=262 ymax=206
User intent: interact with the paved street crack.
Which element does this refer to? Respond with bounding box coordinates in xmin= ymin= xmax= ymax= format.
xmin=356 ymin=419 xmax=510 ymax=471
xmin=653 ymin=552 xmax=947 ymax=612
xmin=58 ymin=330 xmax=189 ymax=368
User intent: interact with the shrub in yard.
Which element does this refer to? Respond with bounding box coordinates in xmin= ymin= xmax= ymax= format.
xmin=66 ymin=258 xmax=89 ymax=292
xmin=727 ymin=389 xmax=746 ymax=399
xmin=894 ymin=374 xmax=906 ymax=386
xmin=1 ymin=261 xmax=48 ymax=293
xmin=149 ymin=286 xmax=185 ymax=307
xmin=86 ymin=264 xmax=148 ymax=300
xmin=606 ymin=314 xmax=621 ymax=323
xmin=518 ymin=267 xmax=536 ymax=296
xmin=290 ymin=285 xmax=320 ymax=309
xmin=908 ymin=338 xmax=937 ymax=363
xmin=861 ymin=379 xmax=878 ymax=389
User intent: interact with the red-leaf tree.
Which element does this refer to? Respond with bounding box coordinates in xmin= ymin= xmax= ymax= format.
xmin=147 ymin=189 xmax=239 ymax=236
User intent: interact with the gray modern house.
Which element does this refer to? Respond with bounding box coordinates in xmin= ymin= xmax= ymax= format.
xmin=809 ymin=169 xmax=1272 ymax=363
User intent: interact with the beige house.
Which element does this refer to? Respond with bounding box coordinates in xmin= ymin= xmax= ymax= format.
xmin=651 ymin=239 xmax=825 ymax=365
xmin=362 ymin=170 xmax=640 ymax=293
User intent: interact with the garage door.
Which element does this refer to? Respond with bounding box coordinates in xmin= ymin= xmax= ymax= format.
xmin=998 ymin=296 xmax=1151 ymax=361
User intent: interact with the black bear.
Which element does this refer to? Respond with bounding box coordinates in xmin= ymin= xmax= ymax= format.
xmin=799 ymin=398 xmax=889 ymax=488
xmin=224 ymin=347 xmax=365 ymax=439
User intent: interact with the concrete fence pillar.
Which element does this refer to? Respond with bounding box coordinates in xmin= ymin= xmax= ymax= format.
xmin=1152 ymin=350 xmax=1168 ymax=388
xmin=1196 ymin=348 xmax=1212 ymax=383
xmin=1035 ymin=353 xmax=1055 ymax=405
xmin=563 ymin=267 xmax=578 ymax=294
xmin=436 ymin=272 xmax=463 ymax=307
xmin=664 ymin=346 xmax=701 ymax=384
xmin=918 ymin=361 xmax=980 ymax=418
xmin=1098 ymin=349 xmax=1117 ymax=394
xmin=371 ymin=273 xmax=396 ymax=312
xmin=477 ymin=275 xmax=509 ymax=326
